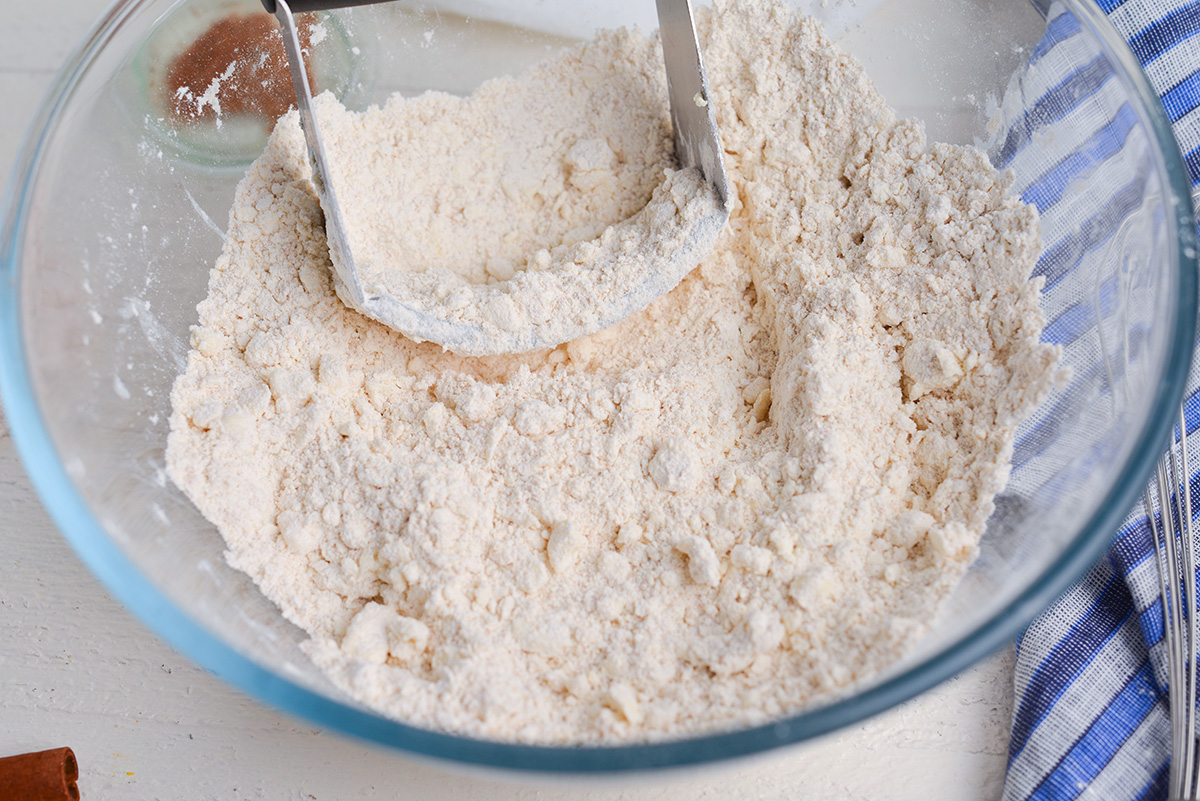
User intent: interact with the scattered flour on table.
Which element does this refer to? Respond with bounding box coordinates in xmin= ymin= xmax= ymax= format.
xmin=166 ymin=0 xmax=1059 ymax=744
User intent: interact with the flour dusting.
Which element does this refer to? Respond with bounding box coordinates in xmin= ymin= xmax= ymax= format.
xmin=166 ymin=0 xmax=1058 ymax=744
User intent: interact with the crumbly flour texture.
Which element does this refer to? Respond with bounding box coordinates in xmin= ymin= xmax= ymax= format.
xmin=167 ymin=0 xmax=1059 ymax=744
xmin=315 ymin=74 xmax=724 ymax=355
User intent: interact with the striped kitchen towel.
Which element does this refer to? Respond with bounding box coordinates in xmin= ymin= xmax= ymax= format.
xmin=1000 ymin=1 xmax=1200 ymax=799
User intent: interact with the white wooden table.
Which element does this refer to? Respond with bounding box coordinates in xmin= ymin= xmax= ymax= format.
xmin=0 ymin=1 xmax=1016 ymax=798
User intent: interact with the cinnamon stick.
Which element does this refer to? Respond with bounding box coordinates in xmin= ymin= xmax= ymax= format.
xmin=0 ymin=747 xmax=79 ymax=801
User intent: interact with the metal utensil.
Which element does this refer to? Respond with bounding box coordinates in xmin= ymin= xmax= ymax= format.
xmin=1147 ymin=407 xmax=1199 ymax=800
xmin=262 ymin=0 xmax=730 ymax=355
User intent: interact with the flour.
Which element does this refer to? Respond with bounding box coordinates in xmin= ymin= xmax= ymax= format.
xmin=166 ymin=0 xmax=1059 ymax=744
xmin=312 ymin=32 xmax=725 ymax=356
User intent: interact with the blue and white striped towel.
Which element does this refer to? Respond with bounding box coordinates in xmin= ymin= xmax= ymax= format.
xmin=1000 ymin=1 xmax=1200 ymax=799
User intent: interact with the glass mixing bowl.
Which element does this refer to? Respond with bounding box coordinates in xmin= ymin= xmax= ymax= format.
xmin=1 ymin=0 xmax=1196 ymax=773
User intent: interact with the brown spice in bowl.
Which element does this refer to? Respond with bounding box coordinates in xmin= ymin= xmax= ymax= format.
xmin=165 ymin=12 xmax=316 ymax=125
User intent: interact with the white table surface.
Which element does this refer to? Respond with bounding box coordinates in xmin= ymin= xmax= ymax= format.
xmin=0 ymin=1 xmax=1018 ymax=798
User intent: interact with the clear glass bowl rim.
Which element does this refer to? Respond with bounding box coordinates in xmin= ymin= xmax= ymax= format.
xmin=1 ymin=0 xmax=1197 ymax=774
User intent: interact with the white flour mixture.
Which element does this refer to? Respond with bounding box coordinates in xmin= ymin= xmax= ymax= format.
xmin=314 ymin=46 xmax=724 ymax=355
xmin=167 ymin=0 xmax=1059 ymax=743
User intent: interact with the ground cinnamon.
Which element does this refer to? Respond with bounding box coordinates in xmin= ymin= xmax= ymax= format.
xmin=0 ymin=747 xmax=79 ymax=801
xmin=165 ymin=12 xmax=317 ymax=125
